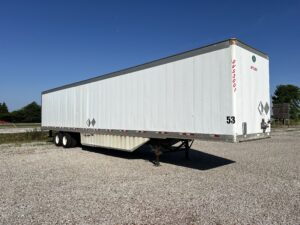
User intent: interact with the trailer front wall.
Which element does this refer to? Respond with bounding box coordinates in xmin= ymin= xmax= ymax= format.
xmin=42 ymin=47 xmax=234 ymax=135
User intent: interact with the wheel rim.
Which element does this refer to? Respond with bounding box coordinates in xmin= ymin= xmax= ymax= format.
xmin=55 ymin=135 xmax=60 ymax=144
xmin=63 ymin=136 xmax=67 ymax=146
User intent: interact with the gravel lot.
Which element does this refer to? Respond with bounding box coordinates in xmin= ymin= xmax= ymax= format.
xmin=0 ymin=130 xmax=299 ymax=225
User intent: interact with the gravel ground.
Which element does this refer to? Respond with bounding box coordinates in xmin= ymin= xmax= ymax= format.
xmin=0 ymin=131 xmax=299 ymax=225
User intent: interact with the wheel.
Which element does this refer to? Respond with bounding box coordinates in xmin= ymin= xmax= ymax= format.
xmin=70 ymin=136 xmax=78 ymax=147
xmin=62 ymin=133 xmax=72 ymax=148
xmin=54 ymin=133 xmax=62 ymax=146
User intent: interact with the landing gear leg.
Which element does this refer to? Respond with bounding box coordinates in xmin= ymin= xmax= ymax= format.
xmin=153 ymin=145 xmax=162 ymax=166
xmin=184 ymin=140 xmax=193 ymax=160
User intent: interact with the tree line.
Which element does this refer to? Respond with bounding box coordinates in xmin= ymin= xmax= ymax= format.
xmin=0 ymin=102 xmax=41 ymax=123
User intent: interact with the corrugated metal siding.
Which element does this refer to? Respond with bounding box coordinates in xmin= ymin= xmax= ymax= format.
xmin=80 ymin=134 xmax=149 ymax=152
xmin=42 ymin=47 xmax=234 ymax=135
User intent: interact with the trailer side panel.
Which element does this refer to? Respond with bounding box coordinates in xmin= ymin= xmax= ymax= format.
xmin=42 ymin=47 xmax=233 ymax=136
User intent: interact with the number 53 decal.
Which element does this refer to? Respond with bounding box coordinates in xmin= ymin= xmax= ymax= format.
xmin=226 ymin=116 xmax=235 ymax=124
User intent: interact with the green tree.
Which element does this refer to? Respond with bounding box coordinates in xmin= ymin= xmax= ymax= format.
xmin=0 ymin=101 xmax=41 ymax=123
xmin=22 ymin=102 xmax=41 ymax=122
xmin=10 ymin=102 xmax=41 ymax=123
xmin=0 ymin=102 xmax=10 ymax=122
xmin=272 ymin=84 xmax=300 ymax=120
xmin=10 ymin=110 xmax=25 ymax=123
xmin=0 ymin=102 xmax=9 ymax=114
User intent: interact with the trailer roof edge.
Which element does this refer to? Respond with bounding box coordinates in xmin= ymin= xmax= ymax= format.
xmin=42 ymin=38 xmax=268 ymax=94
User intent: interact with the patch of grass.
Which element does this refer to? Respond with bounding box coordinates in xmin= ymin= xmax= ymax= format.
xmin=0 ymin=123 xmax=41 ymax=129
xmin=271 ymin=119 xmax=300 ymax=128
xmin=0 ymin=130 xmax=49 ymax=144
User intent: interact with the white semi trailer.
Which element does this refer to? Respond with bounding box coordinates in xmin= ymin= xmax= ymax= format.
xmin=42 ymin=38 xmax=270 ymax=163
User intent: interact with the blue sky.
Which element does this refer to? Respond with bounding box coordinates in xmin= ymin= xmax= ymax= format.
xmin=0 ymin=0 xmax=299 ymax=111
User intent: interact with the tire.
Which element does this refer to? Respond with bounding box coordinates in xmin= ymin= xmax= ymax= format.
xmin=54 ymin=133 xmax=62 ymax=146
xmin=62 ymin=133 xmax=72 ymax=148
xmin=70 ymin=136 xmax=78 ymax=148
